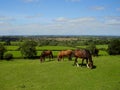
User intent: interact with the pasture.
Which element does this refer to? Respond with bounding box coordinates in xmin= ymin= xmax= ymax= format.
xmin=0 ymin=55 xmax=120 ymax=90
xmin=4 ymin=45 xmax=108 ymax=59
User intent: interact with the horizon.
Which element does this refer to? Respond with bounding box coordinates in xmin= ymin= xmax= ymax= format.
xmin=0 ymin=0 xmax=120 ymax=36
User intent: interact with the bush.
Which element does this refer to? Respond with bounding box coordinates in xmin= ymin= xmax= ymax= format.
xmin=4 ymin=53 xmax=13 ymax=61
xmin=0 ymin=43 xmax=6 ymax=60
xmin=108 ymin=39 xmax=120 ymax=55
xmin=20 ymin=40 xmax=37 ymax=59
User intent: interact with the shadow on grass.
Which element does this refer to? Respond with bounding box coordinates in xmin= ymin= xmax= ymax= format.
xmin=73 ymin=63 xmax=97 ymax=69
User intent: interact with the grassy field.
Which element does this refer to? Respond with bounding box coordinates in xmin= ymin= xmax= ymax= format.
xmin=0 ymin=55 xmax=120 ymax=90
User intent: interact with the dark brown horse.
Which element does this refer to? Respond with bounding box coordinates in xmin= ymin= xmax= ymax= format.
xmin=73 ymin=49 xmax=93 ymax=69
xmin=40 ymin=50 xmax=53 ymax=62
xmin=57 ymin=50 xmax=73 ymax=61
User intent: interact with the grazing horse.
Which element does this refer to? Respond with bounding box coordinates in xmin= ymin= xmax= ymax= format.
xmin=57 ymin=50 xmax=73 ymax=61
xmin=40 ymin=50 xmax=53 ymax=62
xmin=73 ymin=49 xmax=93 ymax=69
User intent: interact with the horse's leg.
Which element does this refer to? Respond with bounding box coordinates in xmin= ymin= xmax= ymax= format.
xmin=51 ymin=53 xmax=53 ymax=59
xmin=74 ymin=57 xmax=79 ymax=67
xmin=81 ymin=58 xmax=84 ymax=67
xmin=62 ymin=56 xmax=64 ymax=61
xmin=40 ymin=56 xmax=43 ymax=63
xmin=49 ymin=55 xmax=51 ymax=61
xmin=40 ymin=58 xmax=42 ymax=63
xmin=68 ymin=55 xmax=72 ymax=61
xmin=58 ymin=56 xmax=61 ymax=61
xmin=43 ymin=57 xmax=45 ymax=62
xmin=86 ymin=59 xmax=89 ymax=68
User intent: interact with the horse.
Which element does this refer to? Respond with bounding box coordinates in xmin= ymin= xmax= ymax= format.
xmin=40 ymin=50 xmax=53 ymax=62
xmin=73 ymin=49 xmax=93 ymax=69
xmin=57 ymin=50 xmax=73 ymax=61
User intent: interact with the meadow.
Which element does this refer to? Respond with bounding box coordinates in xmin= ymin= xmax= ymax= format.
xmin=0 ymin=55 xmax=120 ymax=90
xmin=0 ymin=37 xmax=119 ymax=90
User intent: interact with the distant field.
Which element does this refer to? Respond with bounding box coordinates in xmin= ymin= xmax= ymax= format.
xmin=4 ymin=45 xmax=108 ymax=58
xmin=0 ymin=55 xmax=120 ymax=90
xmin=36 ymin=46 xmax=75 ymax=51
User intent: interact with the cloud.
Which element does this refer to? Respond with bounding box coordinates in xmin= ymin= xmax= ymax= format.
xmin=91 ymin=6 xmax=105 ymax=11
xmin=0 ymin=22 xmax=11 ymax=26
xmin=54 ymin=17 xmax=96 ymax=24
xmin=0 ymin=16 xmax=120 ymax=36
xmin=105 ymin=16 xmax=120 ymax=25
xmin=0 ymin=16 xmax=15 ymax=21
xmin=25 ymin=14 xmax=42 ymax=19
xmin=54 ymin=17 xmax=68 ymax=22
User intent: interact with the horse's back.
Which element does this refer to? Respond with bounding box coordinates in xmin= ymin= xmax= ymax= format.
xmin=74 ymin=49 xmax=91 ymax=58
xmin=58 ymin=50 xmax=72 ymax=56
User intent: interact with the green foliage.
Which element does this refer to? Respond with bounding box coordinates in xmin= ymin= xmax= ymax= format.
xmin=4 ymin=53 xmax=13 ymax=61
xmin=0 ymin=43 xmax=6 ymax=60
xmin=86 ymin=43 xmax=96 ymax=54
xmin=20 ymin=40 xmax=37 ymax=59
xmin=108 ymin=39 xmax=120 ymax=55
xmin=4 ymin=40 xmax=11 ymax=45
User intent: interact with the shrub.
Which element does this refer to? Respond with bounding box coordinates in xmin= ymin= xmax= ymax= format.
xmin=4 ymin=53 xmax=13 ymax=61
xmin=20 ymin=40 xmax=37 ymax=59
xmin=0 ymin=43 xmax=6 ymax=60
xmin=108 ymin=39 xmax=120 ymax=55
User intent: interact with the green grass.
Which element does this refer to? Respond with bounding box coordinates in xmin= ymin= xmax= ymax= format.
xmin=36 ymin=46 xmax=75 ymax=51
xmin=96 ymin=44 xmax=108 ymax=49
xmin=5 ymin=46 xmax=19 ymax=51
xmin=5 ymin=51 xmax=22 ymax=58
xmin=0 ymin=56 xmax=120 ymax=90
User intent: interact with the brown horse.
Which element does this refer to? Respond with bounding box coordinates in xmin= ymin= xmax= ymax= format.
xmin=73 ymin=49 xmax=93 ymax=69
xmin=57 ymin=50 xmax=73 ymax=61
xmin=40 ymin=50 xmax=53 ymax=62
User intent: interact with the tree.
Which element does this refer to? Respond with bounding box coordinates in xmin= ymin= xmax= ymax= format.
xmin=0 ymin=43 xmax=6 ymax=60
xmin=108 ymin=39 xmax=120 ymax=55
xmin=86 ymin=43 xmax=99 ymax=56
xmin=20 ymin=40 xmax=37 ymax=59
xmin=4 ymin=39 xmax=11 ymax=45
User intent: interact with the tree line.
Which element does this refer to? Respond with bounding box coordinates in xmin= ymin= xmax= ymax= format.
xmin=0 ymin=39 xmax=120 ymax=60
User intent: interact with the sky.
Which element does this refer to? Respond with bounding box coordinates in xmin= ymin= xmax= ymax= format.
xmin=0 ymin=0 xmax=120 ymax=36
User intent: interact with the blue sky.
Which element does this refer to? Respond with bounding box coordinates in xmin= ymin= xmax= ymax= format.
xmin=0 ymin=0 xmax=120 ymax=36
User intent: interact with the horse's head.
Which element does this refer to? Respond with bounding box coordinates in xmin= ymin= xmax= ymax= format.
xmin=87 ymin=61 xmax=93 ymax=69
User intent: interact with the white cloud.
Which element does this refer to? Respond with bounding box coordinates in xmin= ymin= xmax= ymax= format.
xmin=0 ymin=16 xmax=15 ymax=21
xmin=0 ymin=16 xmax=120 ymax=36
xmin=91 ymin=6 xmax=105 ymax=11
xmin=54 ymin=17 xmax=69 ymax=22
xmin=105 ymin=16 xmax=120 ymax=25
